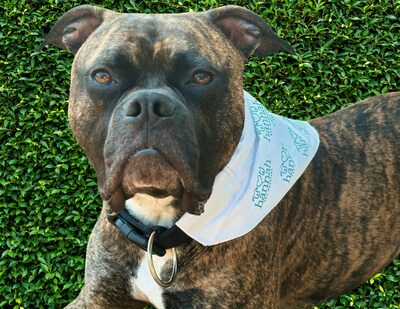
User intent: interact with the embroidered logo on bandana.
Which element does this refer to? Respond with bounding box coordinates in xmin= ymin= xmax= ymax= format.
xmin=252 ymin=159 xmax=273 ymax=209
xmin=176 ymin=91 xmax=320 ymax=246
xmin=249 ymin=103 xmax=276 ymax=142
xmin=280 ymin=143 xmax=295 ymax=183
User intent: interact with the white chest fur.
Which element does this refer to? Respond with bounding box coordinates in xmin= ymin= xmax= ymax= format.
xmin=125 ymin=194 xmax=179 ymax=308
xmin=131 ymin=250 xmax=175 ymax=309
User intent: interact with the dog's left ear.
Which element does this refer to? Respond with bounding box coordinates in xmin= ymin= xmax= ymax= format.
xmin=206 ymin=5 xmax=295 ymax=57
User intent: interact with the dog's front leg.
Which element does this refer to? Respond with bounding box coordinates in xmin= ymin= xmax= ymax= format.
xmin=65 ymin=296 xmax=148 ymax=309
xmin=64 ymin=210 xmax=151 ymax=309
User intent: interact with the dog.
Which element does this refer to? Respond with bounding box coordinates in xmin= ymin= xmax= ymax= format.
xmin=40 ymin=5 xmax=400 ymax=309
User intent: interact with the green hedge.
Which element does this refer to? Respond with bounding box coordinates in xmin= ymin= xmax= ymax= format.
xmin=0 ymin=0 xmax=399 ymax=308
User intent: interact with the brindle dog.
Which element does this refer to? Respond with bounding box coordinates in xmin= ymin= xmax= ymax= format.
xmin=40 ymin=5 xmax=400 ymax=309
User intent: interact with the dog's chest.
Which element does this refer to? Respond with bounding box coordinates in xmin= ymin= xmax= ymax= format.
xmin=131 ymin=253 xmax=169 ymax=308
xmin=125 ymin=194 xmax=179 ymax=308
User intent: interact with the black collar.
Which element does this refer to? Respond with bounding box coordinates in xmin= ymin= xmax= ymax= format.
xmin=106 ymin=209 xmax=191 ymax=257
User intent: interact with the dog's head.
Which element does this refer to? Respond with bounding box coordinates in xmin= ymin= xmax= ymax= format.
xmin=41 ymin=5 xmax=294 ymax=215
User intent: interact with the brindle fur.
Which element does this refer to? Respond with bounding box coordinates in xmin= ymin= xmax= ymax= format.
xmin=40 ymin=5 xmax=400 ymax=309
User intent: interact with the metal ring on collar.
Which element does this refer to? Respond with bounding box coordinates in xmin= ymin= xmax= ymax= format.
xmin=147 ymin=230 xmax=178 ymax=288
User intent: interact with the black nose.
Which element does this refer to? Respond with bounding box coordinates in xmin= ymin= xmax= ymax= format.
xmin=124 ymin=91 xmax=176 ymax=120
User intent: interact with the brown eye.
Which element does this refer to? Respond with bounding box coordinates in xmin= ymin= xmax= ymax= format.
xmin=191 ymin=71 xmax=213 ymax=86
xmin=93 ymin=71 xmax=113 ymax=84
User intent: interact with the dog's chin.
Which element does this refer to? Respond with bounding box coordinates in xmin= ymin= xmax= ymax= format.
xmin=103 ymin=148 xmax=209 ymax=215
xmin=120 ymin=148 xmax=183 ymax=200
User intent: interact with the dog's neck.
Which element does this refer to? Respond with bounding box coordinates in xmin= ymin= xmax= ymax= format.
xmin=125 ymin=194 xmax=181 ymax=228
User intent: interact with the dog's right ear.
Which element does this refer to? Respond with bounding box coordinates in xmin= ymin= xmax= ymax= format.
xmin=39 ymin=5 xmax=119 ymax=55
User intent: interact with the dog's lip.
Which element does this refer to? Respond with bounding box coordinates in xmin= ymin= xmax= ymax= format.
xmin=132 ymin=147 xmax=159 ymax=158
xmin=101 ymin=146 xmax=171 ymax=198
xmin=101 ymin=146 xmax=212 ymax=215
xmin=102 ymin=146 xmax=167 ymax=193
xmin=101 ymin=147 xmax=168 ymax=214
xmin=103 ymin=187 xmax=126 ymax=214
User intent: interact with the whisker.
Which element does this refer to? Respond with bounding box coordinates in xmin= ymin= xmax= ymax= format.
xmin=220 ymin=165 xmax=239 ymax=183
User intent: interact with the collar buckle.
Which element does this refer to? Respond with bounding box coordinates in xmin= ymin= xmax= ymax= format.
xmin=106 ymin=210 xmax=167 ymax=256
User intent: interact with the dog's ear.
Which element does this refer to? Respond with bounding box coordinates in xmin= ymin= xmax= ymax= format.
xmin=39 ymin=5 xmax=119 ymax=55
xmin=206 ymin=5 xmax=295 ymax=58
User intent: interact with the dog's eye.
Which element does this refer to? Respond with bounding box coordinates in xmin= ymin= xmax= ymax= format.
xmin=93 ymin=70 xmax=113 ymax=85
xmin=190 ymin=71 xmax=213 ymax=86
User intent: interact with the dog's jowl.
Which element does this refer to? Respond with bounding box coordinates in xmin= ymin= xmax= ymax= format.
xmin=41 ymin=5 xmax=400 ymax=309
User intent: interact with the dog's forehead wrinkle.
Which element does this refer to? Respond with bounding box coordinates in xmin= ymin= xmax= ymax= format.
xmin=102 ymin=14 xmax=226 ymax=66
xmin=114 ymin=14 xmax=192 ymax=42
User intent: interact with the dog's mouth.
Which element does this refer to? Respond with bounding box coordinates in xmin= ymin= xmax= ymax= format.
xmin=100 ymin=147 xmax=210 ymax=216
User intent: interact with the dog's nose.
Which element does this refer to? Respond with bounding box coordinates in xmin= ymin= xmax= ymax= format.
xmin=124 ymin=91 xmax=176 ymax=120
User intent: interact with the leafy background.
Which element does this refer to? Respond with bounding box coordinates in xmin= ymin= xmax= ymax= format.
xmin=0 ymin=0 xmax=399 ymax=308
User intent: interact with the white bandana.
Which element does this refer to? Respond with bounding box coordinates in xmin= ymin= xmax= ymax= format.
xmin=176 ymin=91 xmax=320 ymax=246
